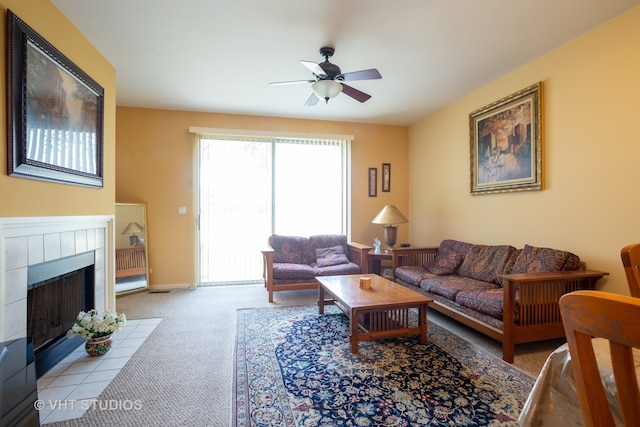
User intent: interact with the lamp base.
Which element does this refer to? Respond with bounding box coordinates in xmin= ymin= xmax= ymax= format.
xmin=383 ymin=225 xmax=398 ymax=252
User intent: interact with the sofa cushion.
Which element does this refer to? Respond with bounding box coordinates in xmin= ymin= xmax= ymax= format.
xmin=315 ymin=245 xmax=349 ymax=267
xmin=510 ymin=245 xmax=581 ymax=273
xmin=503 ymin=249 xmax=521 ymax=277
xmin=395 ymin=266 xmax=433 ymax=286
xmin=269 ymin=235 xmax=312 ymax=264
xmin=420 ymin=275 xmax=499 ymax=300
xmin=272 ymin=263 xmax=317 ymax=280
xmin=438 ymin=239 xmax=473 ymax=258
xmin=454 ymin=288 xmax=508 ymax=320
xmin=426 ymin=245 xmax=466 ymax=275
xmin=395 ymin=265 xmax=432 ymax=286
xmin=457 ymin=244 xmax=516 ymax=284
xmin=316 ymin=262 xmax=362 ymax=276
xmin=416 ymin=288 xmax=506 ymax=330
xmin=309 ymin=235 xmax=348 ymax=259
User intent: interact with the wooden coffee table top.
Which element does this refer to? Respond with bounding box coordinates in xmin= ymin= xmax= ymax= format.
xmin=316 ymin=274 xmax=432 ymax=310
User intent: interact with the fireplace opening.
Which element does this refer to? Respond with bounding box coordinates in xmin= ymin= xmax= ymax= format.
xmin=27 ymin=252 xmax=95 ymax=378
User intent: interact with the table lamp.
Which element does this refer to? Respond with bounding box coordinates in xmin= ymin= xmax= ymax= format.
xmin=121 ymin=222 xmax=144 ymax=246
xmin=371 ymin=205 xmax=409 ymax=252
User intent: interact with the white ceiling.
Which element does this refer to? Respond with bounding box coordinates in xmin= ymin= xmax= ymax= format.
xmin=52 ymin=0 xmax=639 ymax=126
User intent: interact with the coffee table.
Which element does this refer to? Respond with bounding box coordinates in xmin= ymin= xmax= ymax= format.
xmin=317 ymin=274 xmax=433 ymax=353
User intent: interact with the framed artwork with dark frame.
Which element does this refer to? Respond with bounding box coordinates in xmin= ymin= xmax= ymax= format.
xmin=368 ymin=168 xmax=377 ymax=197
xmin=6 ymin=10 xmax=104 ymax=187
xmin=382 ymin=163 xmax=391 ymax=192
xmin=469 ymin=82 xmax=543 ymax=195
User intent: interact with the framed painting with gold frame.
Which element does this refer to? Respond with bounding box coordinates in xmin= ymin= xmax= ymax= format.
xmin=469 ymin=82 xmax=543 ymax=195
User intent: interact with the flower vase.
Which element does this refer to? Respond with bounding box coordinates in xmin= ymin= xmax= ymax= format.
xmin=85 ymin=335 xmax=113 ymax=357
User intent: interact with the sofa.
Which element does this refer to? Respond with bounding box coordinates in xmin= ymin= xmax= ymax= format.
xmin=391 ymin=239 xmax=609 ymax=362
xmin=261 ymin=234 xmax=371 ymax=302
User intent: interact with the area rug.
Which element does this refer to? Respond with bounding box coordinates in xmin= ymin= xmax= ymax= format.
xmin=233 ymin=305 xmax=534 ymax=426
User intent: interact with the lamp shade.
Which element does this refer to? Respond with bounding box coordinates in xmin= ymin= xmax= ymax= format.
xmin=311 ymin=80 xmax=342 ymax=101
xmin=121 ymin=222 xmax=144 ymax=235
xmin=371 ymin=205 xmax=409 ymax=226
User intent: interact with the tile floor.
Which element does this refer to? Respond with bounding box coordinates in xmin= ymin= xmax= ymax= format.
xmin=36 ymin=318 xmax=162 ymax=424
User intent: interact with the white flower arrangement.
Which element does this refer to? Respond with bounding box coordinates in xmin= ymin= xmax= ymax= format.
xmin=67 ymin=309 xmax=127 ymax=340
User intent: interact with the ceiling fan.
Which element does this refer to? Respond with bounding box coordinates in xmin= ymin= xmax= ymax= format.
xmin=270 ymin=47 xmax=382 ymax=106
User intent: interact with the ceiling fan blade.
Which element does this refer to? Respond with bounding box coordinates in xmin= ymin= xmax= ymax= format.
xmin=341 ymin=83 xmax=371 ymax=103
xmin=304 ymin=93 xmax=319 ymax=106
xmin=269 ymin=79 xmax=315 ymax=85
xmin=339 ymin=68 xmax=382 ymax=81
xmin=300 ymin=60 xmax=326 ymax=77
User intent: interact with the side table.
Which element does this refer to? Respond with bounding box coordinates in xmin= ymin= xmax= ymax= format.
xmin=367 ymin=251 xmax=392 ymax=277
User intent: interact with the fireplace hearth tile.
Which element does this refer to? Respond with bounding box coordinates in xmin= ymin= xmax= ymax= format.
xmin=48 ymin=372 xmax=90 ymax=388
xmin=37 ymin=317 xmax=162 ymax=424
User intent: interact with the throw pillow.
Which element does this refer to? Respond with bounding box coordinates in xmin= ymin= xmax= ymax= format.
xmin=457 ymin=244 xmax=515 ymax=284
xmin=315 ymin=245 xmax=349 ymax=267
xmin=511 ymin=245 xmax=580 ymax=273
xmin=426 ymin=246 xmax=465 ymax=275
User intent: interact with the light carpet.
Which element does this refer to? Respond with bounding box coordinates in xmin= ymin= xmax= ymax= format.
xmin=43 ymin=285 xmax=556 ymax=426
xmin=234 ymin=304 xmax=535 ymax=426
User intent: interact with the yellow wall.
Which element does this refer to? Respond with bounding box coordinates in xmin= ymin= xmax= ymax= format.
xmin=19 ymin=0 xmax=633 ymax=296
xmin=0 ymin=1 xmax=116 ymax=217
xmin=408 ymin=6 xmax=640 ymax=295
xmin=116 ymin=108 xmax=409 ymax=287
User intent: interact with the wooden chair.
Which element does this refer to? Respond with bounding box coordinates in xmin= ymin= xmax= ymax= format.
xmin=621 ymin=243 xmax=640 ymax=297
xmin=559 ymin=290 xmax=640 ymax=427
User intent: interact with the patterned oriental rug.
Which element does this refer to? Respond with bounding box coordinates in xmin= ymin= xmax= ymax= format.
xmin=233 ymin=305 xmax=534 ymax=426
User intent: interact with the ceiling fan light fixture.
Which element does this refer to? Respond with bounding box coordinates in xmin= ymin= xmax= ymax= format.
xmin=311 ymin=80 xmax=342 ymax=103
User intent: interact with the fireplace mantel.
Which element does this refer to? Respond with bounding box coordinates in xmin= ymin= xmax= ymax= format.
xmin=0 ymin=215 xmax=115 ymax=341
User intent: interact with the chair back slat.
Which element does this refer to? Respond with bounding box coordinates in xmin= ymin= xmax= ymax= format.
xmin=560 ymin=291 xmax=640 ymax=427
xmin=621 ymin=243 xmax=640 ymax=297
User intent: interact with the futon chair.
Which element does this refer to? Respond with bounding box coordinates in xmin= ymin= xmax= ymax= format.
xmin=559 ymin=290 xmax=640 ymax=427
xmin=621 ymin=243 xmax=640 ymax=297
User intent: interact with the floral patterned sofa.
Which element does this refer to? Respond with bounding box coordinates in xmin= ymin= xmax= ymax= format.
xmin=391 ymin=239 xmax=609 ymax=362
xmin=261 ymin=234 xmax=371 ymax=302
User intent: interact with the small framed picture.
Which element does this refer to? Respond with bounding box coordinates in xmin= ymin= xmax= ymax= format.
xmin=368 ymin=168 xmax=377 ymax=197
xmin=382 ymin=163 xmax=391 ymax=192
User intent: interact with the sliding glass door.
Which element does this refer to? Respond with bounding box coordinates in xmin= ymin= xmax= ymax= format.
xmin=196 ymin=134 xmax=349 ymax=286
xmin=198 ymin=138 xmax=272 ymax=285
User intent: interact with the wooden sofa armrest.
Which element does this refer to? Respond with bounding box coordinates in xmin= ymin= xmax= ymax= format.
xmin=500 ymin=269 xmax=609 ymax=323
xmin=347 ymin=242 xmax=372 ymax=270
xmin=261 ymin=246 xmax=275 ymax=288
xmin=499 ymin=269 xmax=609 ymax=362
xmin=390 ymin=247 xmax=439 ymax=274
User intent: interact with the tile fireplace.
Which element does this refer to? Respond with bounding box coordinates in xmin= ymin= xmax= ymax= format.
xmin=0 ymin=216 xmax=115 ymax=357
